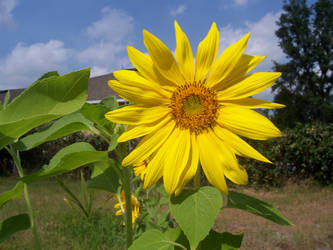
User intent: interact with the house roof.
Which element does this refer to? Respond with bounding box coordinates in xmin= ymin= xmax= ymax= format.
xmin=0 ymin=72 xmax=121 ymax=104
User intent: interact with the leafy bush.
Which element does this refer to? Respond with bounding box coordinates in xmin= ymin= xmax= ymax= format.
xmin=0 ymin=130 xmax=108 ymax=176
xmin=241 ymin=123 xmax=333 ymax=187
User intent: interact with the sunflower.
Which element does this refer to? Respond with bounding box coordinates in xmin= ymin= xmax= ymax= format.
xmin=133 ymin=158 xmax=149 ymax=180
xmin=114 ymin=190 xmax=140 ymax=227
xmin=105 ymin=21 xmax=284 ymax=195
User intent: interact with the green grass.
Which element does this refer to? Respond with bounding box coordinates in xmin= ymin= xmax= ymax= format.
xmin=1 ymin=178 xmax=333 ymax=249
xmin=0 ymin=178 xmax=126 ymax=249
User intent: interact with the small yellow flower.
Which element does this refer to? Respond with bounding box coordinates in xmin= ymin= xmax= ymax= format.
xmin=133 ymin=158 xmax=149 ymax=180
xmin=105 ymin=21 xmax=285 ymax=195
xmin=114 ymin=191 xmax=140 ymax=227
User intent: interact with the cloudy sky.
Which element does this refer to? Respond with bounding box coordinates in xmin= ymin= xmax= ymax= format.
xmin=0 ymin=0 xmax=315 ymax=99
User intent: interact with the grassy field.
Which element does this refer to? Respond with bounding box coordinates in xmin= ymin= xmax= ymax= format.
xmin=1 ymin=178 xmax=332 ymax=249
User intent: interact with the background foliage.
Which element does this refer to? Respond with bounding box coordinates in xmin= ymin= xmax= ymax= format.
xmin=241 ymin=122 xmax=333 ymax=187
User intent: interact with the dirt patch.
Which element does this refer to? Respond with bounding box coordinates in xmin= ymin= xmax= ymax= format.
xmin=214 ymin=186 xmax=333 ymax=249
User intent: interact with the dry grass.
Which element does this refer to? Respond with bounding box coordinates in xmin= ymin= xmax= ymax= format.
xmin=215 ymin=182 xmax=333 ymax=250
xmin=1 ymin=178 xmax=333 ymax=249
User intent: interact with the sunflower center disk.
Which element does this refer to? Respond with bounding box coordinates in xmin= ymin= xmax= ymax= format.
xmin=170 ymin=83 xmax=218 ymax=134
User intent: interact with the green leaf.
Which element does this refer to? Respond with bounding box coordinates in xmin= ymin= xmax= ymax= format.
xmin=88 ymin=161 xmax=120 ymax=193
xmin=164 ymin=227 xmax=190 ymax=250
xmin=13 ymin=112 xmax=93 ymax=151
xmin=108 ymin=133 xmax=119 ymax=152
xmin=37 ymin=71 xmax=59 ymax=80
xmin=198 ymin=230 xmax=243 ymax=250
xmin=129 ymin=229 xmax=179 ymax=250
xmin=225 ymin=191 xmax=293 ymax=226
xmin=100 ymin=96 xmax=119 ymax=110
xmin=0 ymin=68 xmax=90 ymax=149
xmin=3 ymin=90 xmax=10 ymax=108
xmin=0 ymin=214 xmax=31 ymax=243
xmin=0 ymin=182 xmax=24 ymax=208
xmin=170 ymin=186 xmax=223 ymax=250
xmin=20 ymin=142 xmax=108 ymax=183
xmin=80 ymin=103 xmax=114 ymax=135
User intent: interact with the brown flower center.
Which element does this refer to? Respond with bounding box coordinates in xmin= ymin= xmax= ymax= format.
xmin=169 ymin=83 xmax=218 ymax=134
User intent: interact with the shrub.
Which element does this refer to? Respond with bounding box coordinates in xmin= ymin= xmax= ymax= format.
xmin=241 ymin=123 xmax=333 ymax=187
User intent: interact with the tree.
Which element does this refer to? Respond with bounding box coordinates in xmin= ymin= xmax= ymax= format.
xmin=272 ymin=0 xmax=333 ymax=128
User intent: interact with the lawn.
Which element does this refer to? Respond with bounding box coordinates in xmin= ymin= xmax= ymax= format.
xmin=1 ymin=178 xmax=332 ymax=249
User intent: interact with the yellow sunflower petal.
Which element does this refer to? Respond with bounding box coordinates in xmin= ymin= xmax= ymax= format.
xmin=175 ymin=20 xmax=195 ymax=82
xmin=206 ymin=33 xmax=250 ymax=88
xmin=197 ymin=131 xmax=229 ymax=194
xmin=143 ymin=30 xmax=185 ymax=85
xmin=174 ymin=133 xmax=199 ymax=195
xmin=113 ymin=70 xmax=171 ymax=97
xmin=218 ymin=106 xmax=282 ymax=140
xmin=109 ymin=80 xmax=169 ymax=106
xmin=122 ymin=120 xmax=175 ymax=166
xmin=118 ymin=116 xmax=171 ymax=143
xmin=209 ymin=131 xmax=248 ymax=185
xmin=127 ymin=46 xmax=176 ymax=90
xmin=143 ymin=135 xmax=174 ymax=189
xmin=194 ymin=22 xmax=219 ymax=82
xmin=163 ymin=129 xmax=191 ymax=194
xmin=212 ymin=54 xmax=265 ymax=90
xmin=115 ymin=210 xmax=123 ymax=216
xmin=105 ymin=105 xmax=169 ymax=126
xmin=217 ymin=72 xmax=281 ymax=100
xmin=214 ymin=125 xmax=271 ymax=163
xmin=224 ymin=164 xmax=248 ymax=186
xmin=218 ymin=97 xmax=286 ymax=109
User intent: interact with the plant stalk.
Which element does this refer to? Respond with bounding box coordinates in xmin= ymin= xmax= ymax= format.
xmin=194 ymin=165 xmax=201 ymax=190
xmin=122 ymin=166 xmax=133 ymax=247
xmin=6 ymin=146 xmax=42 ymax=250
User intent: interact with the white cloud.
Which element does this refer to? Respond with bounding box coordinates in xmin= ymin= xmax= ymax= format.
xmin=170 ymin=4 xmax=186 ymax=16
xmin=0 ymin=0 xmax=18 ymax=25
xmin=219 ymin=12 xmax=284 ymax=72
xmin=78 ymin=6 xmax=134 ymax=76
xmin=77 ymin=41 xmax=131 ymax=73
xmin=85 ymin=7 xmax=134 ymax=42
xmin=221 ymin=0 xmax=253 ymax=9
xmin=234 ymin=0 xmax=248 ymax=6
xmin=218 ymin=12 xmax=284 ymax=101
xmin=0 ymin=40 xmax=71 ymax=89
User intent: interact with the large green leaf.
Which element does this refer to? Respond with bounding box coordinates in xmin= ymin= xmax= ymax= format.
xmin=198 ymin=230 xmax=243 ymax=250
xmin=0 ymin=214 xmax=30 ymax=243
xmin=80 ymin=102 xmax=114 ymax=135
xmin=88 ymin=161 xmax=120 ymax=193
xmin=0 ymin=68 xmax=90 ymax=149
xmin=0 ymin=182 xmax=24 ymax=208
xmin=13 ymin=112 xmax=93 ymax=151
xmin=37 ymin=71 xmax=59 ymax=80
xmin=170 ymin=186 xmax=223 ymax=250
xmin=20 ymin=142 xmax=108 ymax=184
xmin=129 ymin=229 xmax=180 ymax=250
xmin=100 ymin=96 xmax=119 ymax=110
xmin=225 ymin=191 xmax=293 ymax=226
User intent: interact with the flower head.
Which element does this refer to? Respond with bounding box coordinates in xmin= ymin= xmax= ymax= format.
xmin=105 ymin=21 xmax=284 ymax=195
xmin=133 ymin=158 xmax=149 ymax=180
xmin=114 ymin=191 xmax=140 ymax=226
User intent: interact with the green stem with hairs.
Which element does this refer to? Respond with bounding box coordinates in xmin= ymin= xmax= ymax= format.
xmin=122 ymin=166 xmax=133 ymax=247
xmin=194 ymin=165 xmax=201 ymax=190
xmin=5 ymin=145 xmax=42 ymax=250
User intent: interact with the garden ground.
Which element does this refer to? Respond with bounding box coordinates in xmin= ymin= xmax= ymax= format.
xmin=1 ymin=178 xmax=332 ymax=249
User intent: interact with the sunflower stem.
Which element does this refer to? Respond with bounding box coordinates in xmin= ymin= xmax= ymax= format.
xmin=122 ymin=166 xmax=133 ymax=247
xmin=194 ymin=166 xmax=201 ymax=190
xmin=6 ymin=145 xmax=42 ymax=250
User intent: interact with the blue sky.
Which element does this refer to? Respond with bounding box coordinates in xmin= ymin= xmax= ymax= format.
xmin=0 ymin=0 xmax=312 ymax=100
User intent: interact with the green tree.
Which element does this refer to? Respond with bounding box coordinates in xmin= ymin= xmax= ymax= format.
xmin=272 ymin=0 xmax=333 ymax=128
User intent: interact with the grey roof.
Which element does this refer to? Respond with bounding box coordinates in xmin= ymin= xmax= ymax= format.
xmin=0 ymin=72 xmax=121 ymax=104
xmin=88 ymin=73 xmax=119 ymax=101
